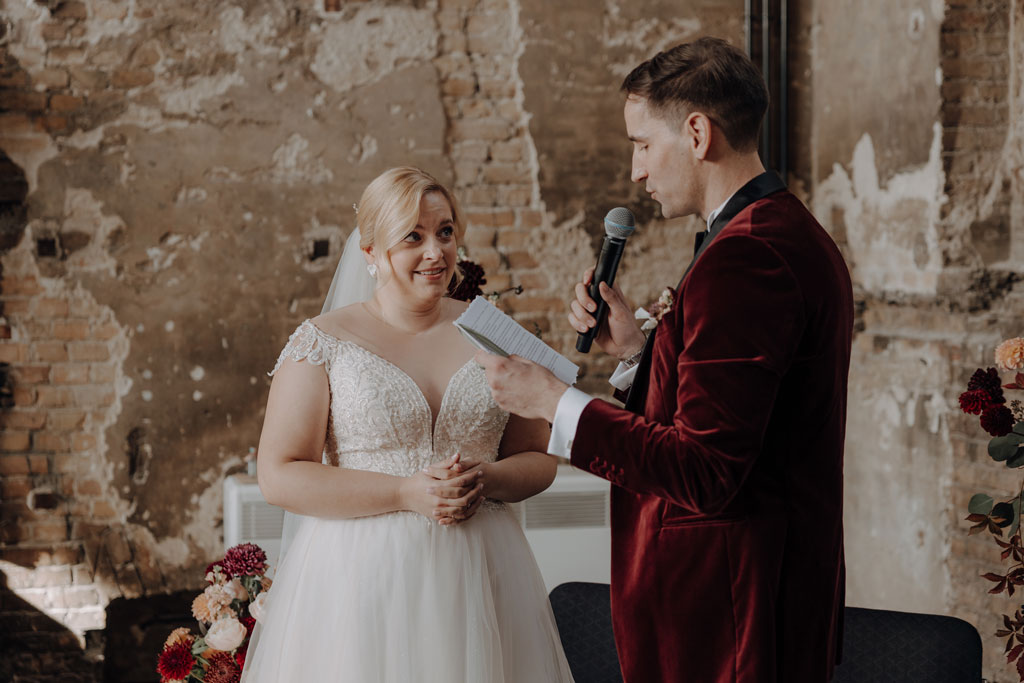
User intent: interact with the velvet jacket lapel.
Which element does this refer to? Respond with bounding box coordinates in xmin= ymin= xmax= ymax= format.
xmin=623 ymin=171 xmax=787 ymax=414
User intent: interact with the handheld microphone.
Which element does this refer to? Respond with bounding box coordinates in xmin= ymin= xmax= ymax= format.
xmin=576 ymin=207 xmax=636 ymax=353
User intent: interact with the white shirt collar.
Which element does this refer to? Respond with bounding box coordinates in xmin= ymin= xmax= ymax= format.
xmin=706 ymin=194 xmax=732 ymax=230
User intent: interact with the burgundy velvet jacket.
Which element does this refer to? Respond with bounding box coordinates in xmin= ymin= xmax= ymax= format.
xmin=570 ymin=177 xmax=853 ymax=683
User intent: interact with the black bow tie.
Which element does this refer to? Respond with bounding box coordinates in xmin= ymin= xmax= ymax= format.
xmin=693 ymin=229 xmax=709 ymax=256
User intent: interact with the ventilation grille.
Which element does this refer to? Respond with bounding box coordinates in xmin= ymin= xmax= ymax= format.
xmin=523 ymin=490 xmax=609 ymax=529
xmin=241 ymin=499 xmax=285 ymax=539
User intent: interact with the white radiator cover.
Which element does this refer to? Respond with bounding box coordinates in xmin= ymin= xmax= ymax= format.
xmin=222 ymin=464 xmax=612 ymax=589
xmin=223 ymin=474 xmax=284 ymax=569
xmin=513 ymin=464 xmax=612 ymax=591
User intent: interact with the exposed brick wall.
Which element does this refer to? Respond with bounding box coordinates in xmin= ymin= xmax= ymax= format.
xmin=940 ymin=0 xmax=1012 ymax=266
xmin=1 ymin=0 xmax=1021 ymax=681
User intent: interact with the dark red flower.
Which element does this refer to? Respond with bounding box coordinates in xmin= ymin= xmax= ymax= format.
xmin=968 ymin=367 xmax=1006 ymax=405
xmin=960 ymin=389 xmax=991 ymax=415
xmin=205 ymin=651 xmax=241 ymax=683
xmin=240 ymin=615 xmax=255 ymax=635
xmin=156 ymin=640 xmax=195 ymax=681
xmin=981 ymin=404 xmax=1015 ymax=437
xmin=448 ymin=260 xmax=487 ymax=302
xmin=221 ymin=543 xmax=267 ymax=578
xmin=235 ymin=643 xmax=247 ymax=670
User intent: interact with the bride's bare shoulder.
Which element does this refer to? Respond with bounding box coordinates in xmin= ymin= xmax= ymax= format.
xmin=310 ymin=303 xmax=366 ymax=342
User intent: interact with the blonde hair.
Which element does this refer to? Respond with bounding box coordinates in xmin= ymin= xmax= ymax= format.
xmin=356 ymin=167 xmax=465 ymax=285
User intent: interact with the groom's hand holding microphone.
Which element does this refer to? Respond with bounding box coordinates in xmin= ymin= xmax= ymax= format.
xmin=569 ymin=268 xmax=646 ymax=363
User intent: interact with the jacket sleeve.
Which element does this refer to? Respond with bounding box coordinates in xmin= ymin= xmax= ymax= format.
xmin=569 ymin=233 xmax=805 ymax=515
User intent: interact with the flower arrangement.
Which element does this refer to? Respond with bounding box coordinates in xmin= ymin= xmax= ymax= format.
xmin=156 ymin=543 xmax=272 ymax=683
xmin=959 ymin=337 xmax=1024 ymax=679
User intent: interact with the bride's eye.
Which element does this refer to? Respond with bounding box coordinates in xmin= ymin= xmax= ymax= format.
xmin=403 ymin=231 xmax=422 ymax=243
xmin=439 ymin=225 xmax=454 ymax=239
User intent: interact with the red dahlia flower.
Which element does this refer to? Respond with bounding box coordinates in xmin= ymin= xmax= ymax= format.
xmin=980 ymin=404 xmax=1015 ymax=437
xmin=959 ymin=389 xmax=992 ymax=415
xmin=156 ymin=640 xmax=194 ymax=681
xmin=968 ymin=367 xmax=1006 ymax=405
xmin=221 ymin=543 xmax=267 ymax=577
xmin=205 ymin=651 xmax=242 ymax=683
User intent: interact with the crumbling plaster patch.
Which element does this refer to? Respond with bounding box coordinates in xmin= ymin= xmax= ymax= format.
xmin=844 ymin=335 xmax=953 ymax=614
xmin=813 ymin=124 xmax=945 ymax=295
xmin=310 ymin=5 xmax=438 ymax=94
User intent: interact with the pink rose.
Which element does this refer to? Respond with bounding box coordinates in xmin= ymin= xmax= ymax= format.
xmin=205 ymin=615 xmax=247 ymax=651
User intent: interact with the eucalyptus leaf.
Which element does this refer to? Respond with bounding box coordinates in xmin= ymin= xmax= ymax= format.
xmin=990 ymin=433 xmax=1024 ymax=462
xmin=969 ymin=493 xmax=995 ymax=515
xmin=1007 ymin=447 xmax=1024 ymax=469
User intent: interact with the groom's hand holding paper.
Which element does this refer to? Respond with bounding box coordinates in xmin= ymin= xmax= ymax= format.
xmin=456 ymin=296 xmax=578 ymax=422
xmin=455 ymin=296 xmax=579 ymax=385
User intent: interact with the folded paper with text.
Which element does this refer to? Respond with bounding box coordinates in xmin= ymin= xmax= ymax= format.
xmin=454 ymin=296 xmax=579 ymax=386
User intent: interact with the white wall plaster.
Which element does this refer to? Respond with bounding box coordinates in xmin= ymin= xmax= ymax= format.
xmin=813 ymin=123 xmax=945 ymax=294
xmin=60 ymin=189 xmax=124 ymax=277
xmin=264 ymin=133 xmax=333 ymax=185
xmin=844 ymin=339 xmax=953 ymax=615
xmin=217 ymin=5 xmax=282 ymax=58
xmin=179 ymin=457 xmax=244 ymax=559
xmin=602 ymin=0 xmax=702 ymax=77
xmin=310 ymin=5 xmax=437 ymax=94
xmin=159 ymin=72 xmax=247 ymax=116
xmin=0 ymin=118 xmax=58 ymax=194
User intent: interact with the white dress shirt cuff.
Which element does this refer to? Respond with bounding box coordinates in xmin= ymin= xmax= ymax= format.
xmin=547 ymin=387 xmax=594 ymax=457
xmin=608 ymin=363 xmax=638 ymax=391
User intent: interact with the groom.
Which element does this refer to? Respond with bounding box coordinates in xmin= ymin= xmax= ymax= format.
xmin=477 ymin=37 xmax=853 ymax=682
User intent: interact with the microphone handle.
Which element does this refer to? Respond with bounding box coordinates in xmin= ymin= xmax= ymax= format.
xmin=576 ymin=236 xmax=626 ymax=353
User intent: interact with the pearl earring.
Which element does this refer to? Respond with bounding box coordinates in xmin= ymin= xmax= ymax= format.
xmin=367 ymin=263 xmax=378 ymax=278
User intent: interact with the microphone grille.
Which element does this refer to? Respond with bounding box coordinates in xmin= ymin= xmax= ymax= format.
xmin=604 ymin=207 xmax=636 ymax=239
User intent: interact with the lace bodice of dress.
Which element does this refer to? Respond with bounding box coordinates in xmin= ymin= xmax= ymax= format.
xmin=271 ymin=320 xmax=510 ymax=478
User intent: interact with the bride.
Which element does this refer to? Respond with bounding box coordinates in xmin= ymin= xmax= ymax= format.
xmin=240 ymin=167 xmax=575 ymax=682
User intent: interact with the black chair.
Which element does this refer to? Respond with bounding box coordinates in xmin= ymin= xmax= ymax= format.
xmin=548 ymin=582 xmax=623 ymax=683
xmin=831 ymin=606 xmax=983 ymax=682
xmin=548 ymin=582 xmax=984 ymax=683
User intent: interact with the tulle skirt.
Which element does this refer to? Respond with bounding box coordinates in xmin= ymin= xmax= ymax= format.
xmin=240 ymin=504 xmax=574 ymax=682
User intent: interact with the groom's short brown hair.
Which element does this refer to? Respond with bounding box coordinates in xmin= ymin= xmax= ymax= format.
xmin=622 ymin=37 xmax=768 ymax=153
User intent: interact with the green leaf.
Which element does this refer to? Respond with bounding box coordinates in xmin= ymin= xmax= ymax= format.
xmin=991 ymin=433 xmax=1024 ymax=462
xmin=969 ymin=493 xmax=995 ymax=515
xmin=1007 ymin=447 xmax=1024 ymax=469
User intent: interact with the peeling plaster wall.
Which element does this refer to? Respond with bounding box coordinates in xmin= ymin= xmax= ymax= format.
xmin=801 ymin=0 xmax=1023 ymax=680
xmin=1 ymin=0 xmax=1023 ymax=680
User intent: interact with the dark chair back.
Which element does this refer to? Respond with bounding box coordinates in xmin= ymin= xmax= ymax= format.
xmin=548 ymin=582 xmax=984 ymax=683
xmin=548 ymin=582 xmax=623 ymax=683
xmin=831 ymin=606 xmax=983 ymax=682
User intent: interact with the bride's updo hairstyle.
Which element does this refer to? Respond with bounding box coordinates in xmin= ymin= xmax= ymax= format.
xmin=357 ymin=166 xmax=465 ymax=286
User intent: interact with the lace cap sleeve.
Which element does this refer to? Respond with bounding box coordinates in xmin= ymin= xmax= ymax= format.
xmin=269 ymin=320 xmax=339 ymax=376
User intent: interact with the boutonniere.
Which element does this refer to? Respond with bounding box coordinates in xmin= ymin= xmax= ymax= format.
xmin=634 ymin=287 xmax=674 ymax=331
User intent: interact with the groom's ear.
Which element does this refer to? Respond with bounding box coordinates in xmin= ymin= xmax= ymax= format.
xmin=686 ymin=112 xmax=712 ymax=161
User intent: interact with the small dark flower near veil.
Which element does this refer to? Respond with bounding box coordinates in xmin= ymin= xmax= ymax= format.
xmin=448 ymin=247 xmax=488 ymax=302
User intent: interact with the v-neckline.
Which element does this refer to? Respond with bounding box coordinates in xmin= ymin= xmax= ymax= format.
xmin=307 ymin=320 xmax=475 ymax=438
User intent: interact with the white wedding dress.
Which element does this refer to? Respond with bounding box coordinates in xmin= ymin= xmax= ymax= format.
xmin=240 ymin=320 xmax=575 ymax=682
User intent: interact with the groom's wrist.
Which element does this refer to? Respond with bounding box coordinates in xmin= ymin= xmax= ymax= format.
xmin=619 ymin=343 xmax=645 ymax=368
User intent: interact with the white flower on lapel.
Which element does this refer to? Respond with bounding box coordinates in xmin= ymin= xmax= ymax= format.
xmin=635 ymin=287 xmax=675 ymax=331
